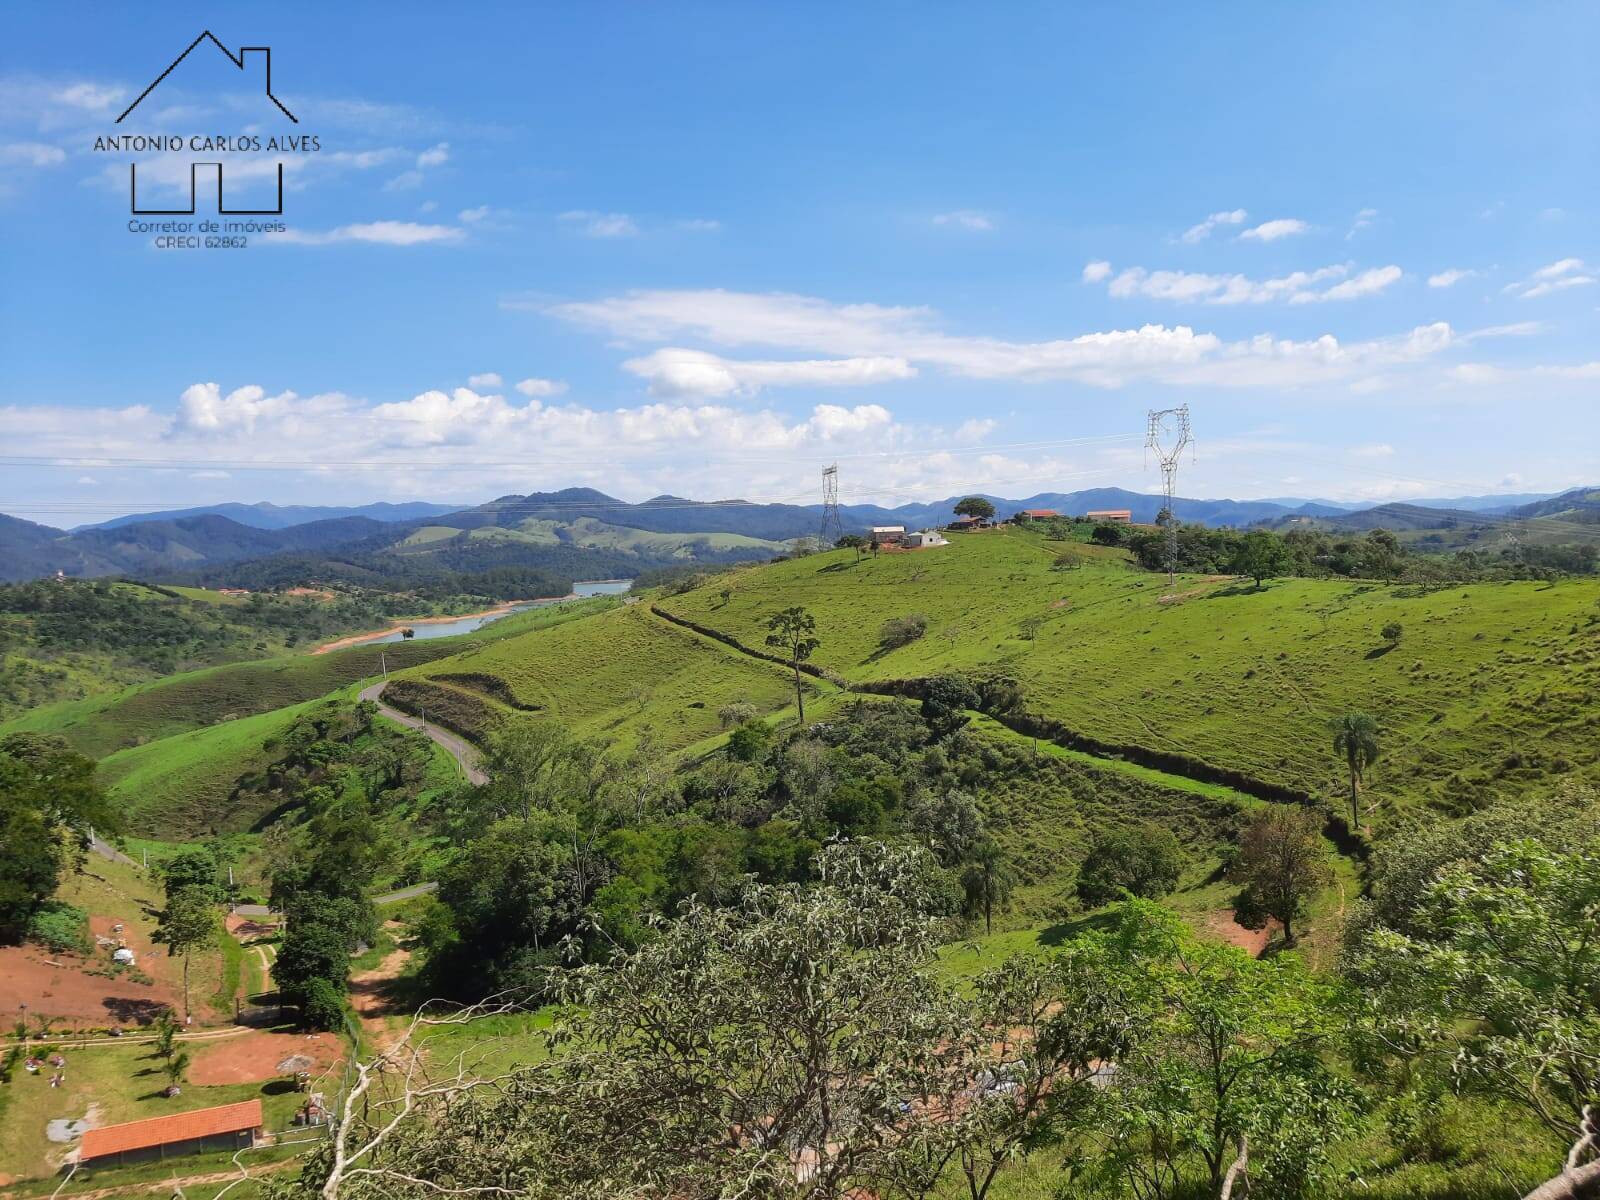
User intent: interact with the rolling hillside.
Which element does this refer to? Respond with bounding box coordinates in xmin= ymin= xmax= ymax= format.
xmin=255 ymin=524 xmax=1600 ymax=832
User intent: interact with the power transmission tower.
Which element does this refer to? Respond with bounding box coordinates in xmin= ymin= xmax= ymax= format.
xmin=818 ymin=464 xmax=844 ymax=548
xmin=1146 ymin=405 xmax=1194 ymax=590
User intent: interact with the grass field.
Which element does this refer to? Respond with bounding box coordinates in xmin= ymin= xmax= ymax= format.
xmin=400 ymin=601 xmax=798 ymax=753
xmin=0 ymin=595 xmax=620 ymax=760
xmin=656 ymin=529 xmax=1600 ymax=825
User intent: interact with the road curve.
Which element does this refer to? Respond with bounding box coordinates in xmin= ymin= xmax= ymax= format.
xmin=359 ymin=680 xmax=489 ymax=786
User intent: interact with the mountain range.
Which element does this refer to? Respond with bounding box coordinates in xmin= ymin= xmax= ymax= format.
xmin=2 ymin=486 xmax=1593 ymax=584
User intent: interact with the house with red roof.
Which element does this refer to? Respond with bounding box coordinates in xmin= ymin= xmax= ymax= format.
xmin=77 ymin=1099 xmax=262 ymax=1167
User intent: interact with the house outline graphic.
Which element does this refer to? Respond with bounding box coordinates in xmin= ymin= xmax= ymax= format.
xmin=117 ymin=31 xmax=297 ymax=124
xmin=117 ymin=32 xmax=298 ymax=215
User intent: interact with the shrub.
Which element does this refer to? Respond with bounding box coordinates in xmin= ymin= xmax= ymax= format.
xmin=26 ymin=903 xmax=91 ymax=955
xmin=302 ymin=976 xmax=346 ymax=1031
xmin=726 ymin=720 xmax=771 ymax=763
xmin=717 ymin=701 xmax=758 ymax=730
xmin=1075 ymin=826 xmax=1183 ymax=906
xmin=878 ymin=614 xmax=929 ymax=650
xmin=1381 ymin=621 xmax=1403 ymax=644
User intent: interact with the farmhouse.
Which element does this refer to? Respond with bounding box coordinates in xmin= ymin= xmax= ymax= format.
xmin=77 ymin=1099 xmax=262 ymax=1167
xmin=947 ymin=514 xmax=991 ymax=530
xmin=1014 ymin=508 xmax=1061 ymax=522
xmin=903 ymin=530 xmax=949 ymax=548
xmin=1086 ymin=509 xmax=1133 ymax=524
xmin=869 ymin=525 xmax=906 ymax=545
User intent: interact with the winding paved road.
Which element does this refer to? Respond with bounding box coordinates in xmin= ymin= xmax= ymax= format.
xmin=359 ymin=680 xmax=489 ymax=786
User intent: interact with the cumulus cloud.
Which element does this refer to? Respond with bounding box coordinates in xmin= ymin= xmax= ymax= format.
xmin=267 ymin=221 xmax=465 ymax=246
xmin=515 ymin=377 xmax=568 ymax=397
xmin=1086 ymin=262 xmax=1400 ymax=305
xmin=932 ymin=210 xmax=994 ymax=231
xmin=1428 ymin=268 xmax=1476 ymax=288
xmin=622 ymin=348 xmax=916 ymax=398
xmin=467 ymin=373 xmax=503 ymax=389
xmin=416 ymin=142 xmax=450 ymax=168
xmin=1180 ymin=209 xmax=1248 ymax=243
xmin=459 ymin=205 xmax=491 ymax=222
xmin=1506 ymin=257 xmax=1596 ymax=299
xmin=547 ymin=287 xmax=1458 ymax=391
xmin=1239 ymin=218 xmax=1309 ymax=242
xmin=560 ymin=210 xmax=639 ymax=238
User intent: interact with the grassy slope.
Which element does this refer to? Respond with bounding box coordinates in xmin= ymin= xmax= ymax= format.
xmin=400 ymin=601 xmax=797 ymax=753
xmin=0 ymin=596 xmax=620 ymax=760
xmin=657 ymin=530 xmax=1600 ymax=823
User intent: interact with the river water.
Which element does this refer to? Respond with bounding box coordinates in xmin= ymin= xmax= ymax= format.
xmin=363 ymin=579 xmax=631 ymax=645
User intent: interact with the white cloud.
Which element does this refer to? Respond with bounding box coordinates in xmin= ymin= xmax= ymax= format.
xmin=560 ymin=210 xmax=638 ymax=238
xmin=1450 ymin=359 xmax=1600 ymax=385
xmin=459 ymin=205 xmax=491 ymax=223
xmin=932 ymin=210 xmax=994 ymax=231
xmin=1088 ymin=262 xmax=1400 ymax=305
xmin=416 ymin=142 xmax=450 ymax=168
xmin=1352 ymin=443 xmax=1395 ymax=458
xmin=267 ymin=221 xmax=465 ymax=247
xmin=1239 ymin=218 xmax=1309 ymax=242
xmin=1346 ymin=207 xmax=1378 ymax=239
xmin=548 ymin=287 xmax=1459 ymax=391
xmin=1180 ymin=209 xmax=1247 ymax=243
xmin=622 ymin=348 xmax=916 ymax=398
xmin=515 ymin=377 xmax=569 ymax=397
xmin=171 ymin=383 xmax=355 ymax=436
xmin=678 ymin=218 xmax=721 ymax=232
xmin=1428 ymin=268 xmax=1476 ymax=288
xmin=467 ymin=373 xmax=503 ymax=389
xmin=56 ymin=82 xmax=124 ymax=111
xmin=383 ymin=169 xmax=425 ymax=191
xmin=1507 ymin=257 xmax=1596 ymax=299
xmin=0 ymin=141 xmax=66 ymax=167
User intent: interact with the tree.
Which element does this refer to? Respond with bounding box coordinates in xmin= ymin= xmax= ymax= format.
xmin=1076 ymin=824 xmax=1183 ymax=906
xmin=1331 ymin=711 xmax=1381 ymax=828
xmin=725 ymin=719 xmax=770 ymax=763
xmin=1091 ymin=523 xmax=1124 ymax=546
xmin=274 ymin=915 xmax=351 ymax=1019
xmin=836 ymin=533 xmax=867 ymax=561
xmin=161 ymin=1049 xmax=190 ymax=1097
xmin=160 ymin=848 xmax=222 ymax=903
xmin=153 ymin=886 xmax=215 ymax=1022
xmin=1230 ymin=529 xmax=1292 ymax=589
xmin=716 ymin=700 xmax=757 ymax=730
xmin=483 ymin=723 xmax=586 ymax=822
xmin=954 ymin=496 xmax=996 ymax=521
xmin=921 ymin=673 xmax=980 ymax=739
xmin=961 ymin=838 xmax=1016 ymax=934
xmin=1348 ymin=833 xmax=1600 ymax=1198
xmin=302 ymin=977 xmax=346 ymax=1032
xmin=1232 ymin=807 xmax=1331 ymax=948
xmin=1359 ymin=528 xmax=1403 ymax=581
xmin=765 ymin=606 xmax=820 ymax=724
xmin=0 ymin=734 xmax=117 ymax=940
xmin=1381 ymin=620 xmax=1403 ymax=646
xmin=151 ymin=1011 xmax=178 ymax=1062
xmin=1095 ymin=918 xmax=1360 ymax=1199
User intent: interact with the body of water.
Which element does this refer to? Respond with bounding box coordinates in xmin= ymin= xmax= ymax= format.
xmin=365 ymin=579 xmax=631 ymax=645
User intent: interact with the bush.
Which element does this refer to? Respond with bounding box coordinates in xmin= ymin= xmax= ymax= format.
xmin=1381 ymin=621 xmax=1403 ymax=644
xmin=302 ymin=976 xmax=346 ymax=1031
xmin=878 ymin=614 xmax=929 ymax=650
xmin=726 ymin=720 xmax=771 ymax=763
xmin=1075 ymin=825 xmax=1183 ymax=906
xmin=717 ymin=701 xmax=758 ymax=730
xmin=26 ymin=903 xmax=91 ymax=954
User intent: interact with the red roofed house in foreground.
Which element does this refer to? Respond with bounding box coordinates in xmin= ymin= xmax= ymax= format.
xmin=78 ymin=1099 xmax=262 ymax=1167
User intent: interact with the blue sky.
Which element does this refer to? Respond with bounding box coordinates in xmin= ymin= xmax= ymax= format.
xmin=2 ymin=3 xmax=1597 ymax=525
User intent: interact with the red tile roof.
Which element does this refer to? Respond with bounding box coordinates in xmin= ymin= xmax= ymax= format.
xmin=79 ymin=1099 xmax=262 ymax=1161
xmin=1020 ymin=509 xmax=1060 ymax=518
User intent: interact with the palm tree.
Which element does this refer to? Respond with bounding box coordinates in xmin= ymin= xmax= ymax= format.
xmin=961 ymin=839 xmax=1017 ymax=935
xmin=1331 ymin=712 xmax=1380 ymax=829
xmin=162 ymin=1049 xmax=190 ymax=1097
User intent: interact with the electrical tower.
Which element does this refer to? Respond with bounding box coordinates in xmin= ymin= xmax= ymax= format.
xmin=818 ymin=464 xmax=844 ymax=549
xmin=1145 ymin=405 xmax=1194 ymax=590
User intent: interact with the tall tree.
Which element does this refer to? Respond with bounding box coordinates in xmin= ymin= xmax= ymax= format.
xmin=961 ymin=838 xmax=1016 ymax=934
xmin=954 ymin=496 xmax=996 ymax=521
xmin=765 ymin=606 xmax=820 ymax=724
xmin=153 ymin=886 xmax=215 ymax=1022
xmin=1331 ymin=711 xmax=1381 ymax=829
xmin=1230 ymin=529 xmax=1292 ymax=589
xmin=1232 ymin=807 xmax=1331 ymax=948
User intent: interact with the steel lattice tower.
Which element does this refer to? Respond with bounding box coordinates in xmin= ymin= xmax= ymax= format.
xmin=818 ymin=464 xmax=844 ymax=548
xmin=1146 ymin=405 xmax=1194 ymax=590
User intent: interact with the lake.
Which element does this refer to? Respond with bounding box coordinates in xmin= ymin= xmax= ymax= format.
xmin=364 ymin=579 xmax=631 ymax=645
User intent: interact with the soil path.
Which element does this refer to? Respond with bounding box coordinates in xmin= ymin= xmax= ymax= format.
xmin=358 ymin=681 xmax=489 ymax=786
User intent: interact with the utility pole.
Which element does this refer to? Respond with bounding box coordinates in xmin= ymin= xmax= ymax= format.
xmin=818 ymin=464 xmax=844 ymax=549
xmin=1146 ymin=405 xmax=1195 ymax=592
xmin=380 ymin=651 xmax=387 ymax=679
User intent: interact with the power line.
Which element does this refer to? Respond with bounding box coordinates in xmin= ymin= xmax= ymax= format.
xmin=1146 ymin=405 xmax=1194 ymax=591
xmin=817 ymin=465 xmax=844 ymax=548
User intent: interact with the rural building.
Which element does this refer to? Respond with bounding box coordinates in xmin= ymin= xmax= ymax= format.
xmin=1014 ymin=508 xmax=1062 ymax=522
xmin=903 ymin=530 xmax=949 ymax=548
xmin=1086 ymin=509 xmax=1133 ymax=524
xmin=947 ymin=514 xmax=991 ymax=530
xmin=869 ymin=525 xmax=906 ymax=545
xmin=77 ymin=1099 xmax=262 ymax=1167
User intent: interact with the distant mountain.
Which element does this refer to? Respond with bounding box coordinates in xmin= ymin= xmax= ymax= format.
xmin=1259 ymin=503 xmax=1488 ymax=534
xmin=830 ymin=488 xmax=1344 ymax=531
xmin=1506 ymin=486 xmax=1600 ymax=523
xmin=74 ymin=500 xmax=461 ymax=533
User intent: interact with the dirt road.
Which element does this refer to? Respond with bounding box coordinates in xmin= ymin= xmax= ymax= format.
xmin=357 ymin=681 xmax=489 ymax=785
